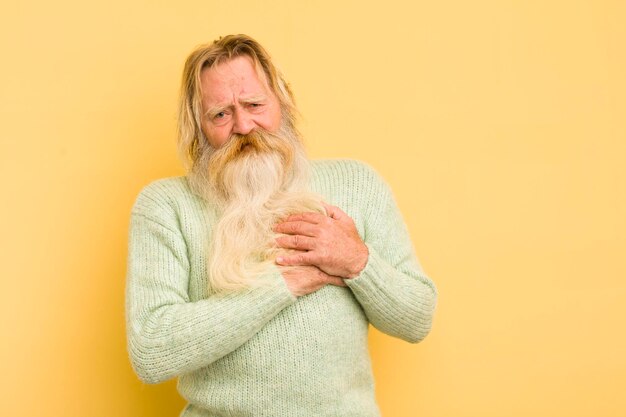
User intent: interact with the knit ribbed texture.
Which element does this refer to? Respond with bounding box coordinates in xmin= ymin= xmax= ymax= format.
xmin=125 ymin=159 xmax=437 ymax=417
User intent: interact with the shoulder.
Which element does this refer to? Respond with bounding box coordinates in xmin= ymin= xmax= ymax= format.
xmin=130 ymin=176 xmax=196 ymax=225
xmin=311 ymin=158 xmax=390 ymax=196
xmin=309 ymin=159 xmax=396 ymax=226
xmin=312 ymin=158 xmax=377 ymax=175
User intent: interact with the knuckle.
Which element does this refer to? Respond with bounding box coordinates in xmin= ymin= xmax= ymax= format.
xmin=306 ymin=251 xmax=318 ymax=264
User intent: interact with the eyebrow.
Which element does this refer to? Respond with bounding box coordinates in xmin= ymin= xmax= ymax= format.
xmin=240 ymin=94 xmax=267 ymax=104
xmin=204 ymin=94 xmax=269 ymax=118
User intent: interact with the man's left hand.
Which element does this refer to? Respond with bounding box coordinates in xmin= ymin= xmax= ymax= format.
xmin=273 ymin=202 xmax=369 ymax=279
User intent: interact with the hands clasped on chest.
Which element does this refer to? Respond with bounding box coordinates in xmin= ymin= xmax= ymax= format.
xmin=272 ymin=202 xmax=369 ymax=297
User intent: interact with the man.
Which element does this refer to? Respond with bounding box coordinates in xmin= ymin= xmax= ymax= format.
xmin=126 ymin=34 xmax=437 ymax=417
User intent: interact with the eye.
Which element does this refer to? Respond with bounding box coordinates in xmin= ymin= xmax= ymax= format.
xmin=248 ymin=103 xmax=264 ymax=112
xmin=212 ymin=110 xmax=231 ymax=121
xmin=211 ymin=110 xmax=231 ymax=126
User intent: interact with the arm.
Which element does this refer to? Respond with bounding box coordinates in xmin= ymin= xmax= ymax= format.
xmin=344 ymin=171 xmax=438 ymax=343
xmin=125 ymin=210 xmax=296 ymax=384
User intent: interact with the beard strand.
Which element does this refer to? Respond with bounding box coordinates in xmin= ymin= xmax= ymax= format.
xmin=187 ymin=124 xmax=325 ymax=294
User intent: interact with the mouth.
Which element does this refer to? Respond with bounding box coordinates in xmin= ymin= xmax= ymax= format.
xmin=239 ymin=143 xmax=254 ymax=153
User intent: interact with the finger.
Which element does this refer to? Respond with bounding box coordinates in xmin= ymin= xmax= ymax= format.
xmin=273 ymin=221 xmax=318 ymax=237
xmin=285 ymin=212 xmax=326 ymax=224
xmin=275 ymin=251 xmax=315 ymax=266
xmin=326 ymin=275 xmax=348 ymax=287
xmin=275 ymin=234 xmax=316 ymax=251
xmin=321 ymin=202 xmax=347 ymax=221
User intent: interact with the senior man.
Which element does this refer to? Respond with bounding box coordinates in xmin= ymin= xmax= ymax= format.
xmin=126 ymin=34 xmax=437 ymax=417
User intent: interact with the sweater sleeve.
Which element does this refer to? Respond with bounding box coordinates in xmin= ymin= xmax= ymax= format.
xmin=125 ymin=193 xmax=297 ymax=384
xmin=344 ymin=166 xmax=438 ymax=343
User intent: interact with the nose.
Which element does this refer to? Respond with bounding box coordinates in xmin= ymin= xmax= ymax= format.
xmin=232 ymin=109 xmax=256 ymax=135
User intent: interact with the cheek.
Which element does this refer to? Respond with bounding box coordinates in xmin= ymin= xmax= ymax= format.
xmin=202 ymin=124 xmax=229 ymax=148
xmin=268 ymin=103 xmax=282 ymax=131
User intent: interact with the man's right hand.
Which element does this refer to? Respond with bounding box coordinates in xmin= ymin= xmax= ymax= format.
xmin=278 ymin=265 xmax=347 ymax=297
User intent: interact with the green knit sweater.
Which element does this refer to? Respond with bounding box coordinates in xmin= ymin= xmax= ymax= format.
xmin=125 ymin=159 xmax=437 ymax=417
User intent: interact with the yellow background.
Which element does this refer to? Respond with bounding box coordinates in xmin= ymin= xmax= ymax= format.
xmin=1 ymin=0 xmax=625 ymax=416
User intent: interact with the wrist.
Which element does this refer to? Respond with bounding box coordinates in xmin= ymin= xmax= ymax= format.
xmin=346 ymin=244 xmax=369 ymax=279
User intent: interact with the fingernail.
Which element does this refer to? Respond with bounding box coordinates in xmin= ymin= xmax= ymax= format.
xmin=276 ymin=257 xmax=284 ymax=263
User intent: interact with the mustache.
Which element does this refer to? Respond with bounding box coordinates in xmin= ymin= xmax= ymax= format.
xmin=210 ymin=128 xmax=295 ymax=166
xmin=224 ymin=130 xmax=275 ymax=155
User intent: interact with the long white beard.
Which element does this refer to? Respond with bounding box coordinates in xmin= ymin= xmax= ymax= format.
xmin=188 ymin=125 xmax=325 ymax=293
